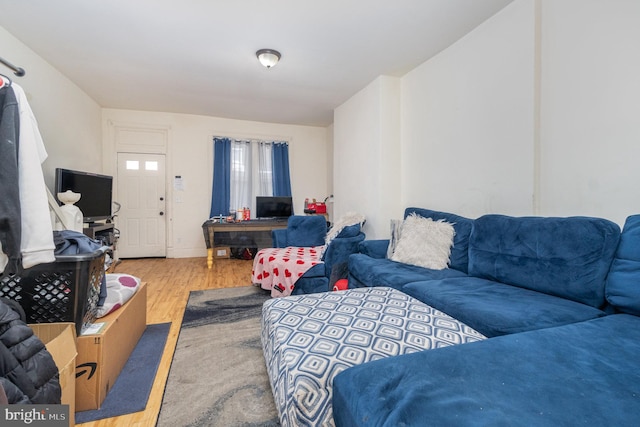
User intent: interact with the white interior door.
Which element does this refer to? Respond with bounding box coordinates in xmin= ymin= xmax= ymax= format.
xmin=116 ymin=153 xmax=166 ymax=258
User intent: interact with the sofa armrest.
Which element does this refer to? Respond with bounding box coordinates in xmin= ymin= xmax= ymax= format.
xmin=358 ymin=239 xmax=389 ymax=259
xmin=323 ymin=233 xmax=366 ymax=277
xmin=271 ymin=229 xmax=288 ymax=248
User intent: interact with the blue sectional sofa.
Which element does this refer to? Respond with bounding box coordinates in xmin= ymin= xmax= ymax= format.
xmin=331 ymin=211 xmax=640 ymax=425
xmin=349 ymin=208 xmax=619 ymax=337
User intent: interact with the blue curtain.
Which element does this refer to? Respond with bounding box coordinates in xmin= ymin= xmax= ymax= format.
xmin=272 ymin=142 xmax=292 ymax=196
xmin=209 ymin=137 xmax=231 ymax=217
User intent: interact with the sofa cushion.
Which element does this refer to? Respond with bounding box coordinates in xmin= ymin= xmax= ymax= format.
xmin=286 ymin=215 xmax=327 ymax=247
xmin=358 ymin=239 xmax=390 ymax=259
xmin=333 ymin=314 xmax=640 ymax=427
xmin=402 ymin=277 xmax=606 ymax=337
xmin=335 ymin=223 xmax=361 ymax=238
xmin=404 ymin=208 xmax=473 ymax=273
xmin=390 ymin=214 xmax=455 ymax=270
xmin=606 ymin=215 xmax=640 ymax=315
xmin=348 ymin=254 xmax=467 ymax=290
xmin=468 ymin=215 xmax=620 ymax=307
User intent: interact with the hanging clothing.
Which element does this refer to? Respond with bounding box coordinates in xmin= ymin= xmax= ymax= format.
xmin=12 ymin=83 xmax=55 ymax=270
xmin=0 ymin=85 xmax=22 ymax=274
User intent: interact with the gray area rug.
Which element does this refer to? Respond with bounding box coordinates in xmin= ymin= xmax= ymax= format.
xmin=157 ymin=286 xmax=279 ymax=427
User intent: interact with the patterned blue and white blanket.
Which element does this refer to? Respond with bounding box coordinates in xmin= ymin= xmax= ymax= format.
xmin=261 ymin=286 xmax=486 ymax=426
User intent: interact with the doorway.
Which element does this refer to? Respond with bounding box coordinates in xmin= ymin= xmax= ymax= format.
xmin=116 ymin=153 xmax=167 ymax=258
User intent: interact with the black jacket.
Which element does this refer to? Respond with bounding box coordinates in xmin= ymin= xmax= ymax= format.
xmin=0 ymin=85 xmax=22 ymax=275
xmin=0 ymin=298 xmax=61 ymax=404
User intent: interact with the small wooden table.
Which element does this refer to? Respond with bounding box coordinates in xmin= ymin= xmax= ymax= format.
xmin=202 ymin=219 xmax=288 ymax=268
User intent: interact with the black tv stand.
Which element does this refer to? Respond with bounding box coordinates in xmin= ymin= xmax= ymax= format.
xmin=83 ymin=222 xmax=120 ymax=271
xmin=83 ymin=222 xmax=115 ymax=245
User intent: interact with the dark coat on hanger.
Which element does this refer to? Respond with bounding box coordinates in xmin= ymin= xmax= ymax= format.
xmin=0 ymin=84 xmax=22 ymax=275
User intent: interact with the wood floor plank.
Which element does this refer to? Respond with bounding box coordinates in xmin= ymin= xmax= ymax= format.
xmin=77 ymin=257 xmax=254 ymax=426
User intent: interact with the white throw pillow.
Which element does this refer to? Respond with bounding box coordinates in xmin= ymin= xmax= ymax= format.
xmin=390 ymin=213 xmax=455 ymax=270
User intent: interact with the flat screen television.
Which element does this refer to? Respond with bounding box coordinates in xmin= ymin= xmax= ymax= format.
xmin=256 ymin=196 xmax=293 ymax=219
xmin=55 ymin=168 xmax=113 ymax=224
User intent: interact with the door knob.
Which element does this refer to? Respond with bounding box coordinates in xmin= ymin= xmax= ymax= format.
xmin=160 ymin=197 xmax=164 ymax=201
xmin=159 ymin=211 xmax=164 ymax=216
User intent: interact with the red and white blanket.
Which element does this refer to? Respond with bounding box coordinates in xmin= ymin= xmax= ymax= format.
xmin=252 ymin=246 xmax=324 ymax=298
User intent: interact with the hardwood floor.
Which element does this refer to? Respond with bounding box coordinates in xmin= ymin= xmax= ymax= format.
xmin=77 ymin=256 xmax=254 ymax=427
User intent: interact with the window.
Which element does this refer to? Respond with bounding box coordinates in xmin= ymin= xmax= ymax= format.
xmin=126 ymin=160 xmax=139 ymax=170
xmin=145 ymin=161 xmax=158 ymax=171
xmin=229 ymin=140 xmax=252 ymax=213
xmin=257 ymin=142 xmax=273 ymax=196
xmin=210 ymin=137 xmax=291 ymax=218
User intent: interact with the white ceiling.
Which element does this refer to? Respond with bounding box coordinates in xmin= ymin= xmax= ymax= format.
xmin=0 ymin=0 xmax=513 ymax=127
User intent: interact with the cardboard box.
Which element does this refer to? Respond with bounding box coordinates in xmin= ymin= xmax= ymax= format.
xmin=214 ymin=246 xmax=231 ymax=259
xmin=31 ymin=322 xmax=77 ymax=426
xmin=75 ymin=282 xmax=147 ymax=411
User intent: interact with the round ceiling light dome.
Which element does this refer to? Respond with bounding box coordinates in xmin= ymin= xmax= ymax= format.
xmin=256 ymin=49 xmax=281 ymax=68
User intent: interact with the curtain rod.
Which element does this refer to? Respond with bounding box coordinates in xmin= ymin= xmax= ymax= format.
xmin=213 ymin=136 xmax=288 ymax=144
xmin=0 ymin=56 xmax=26 ymax=77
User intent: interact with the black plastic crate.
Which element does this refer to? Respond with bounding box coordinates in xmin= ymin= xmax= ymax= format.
xmin=0 ymin=248 xmax=107 ymax=335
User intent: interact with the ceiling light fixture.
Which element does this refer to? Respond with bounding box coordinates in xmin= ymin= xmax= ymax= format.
xmin=256 ymin=49 xmax=281 ymax=69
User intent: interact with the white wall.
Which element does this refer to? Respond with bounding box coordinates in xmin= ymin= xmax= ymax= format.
xmin=0 ymin=26 xmax=103 ymax=189
xmin=326 ymin=123 xmax=335 ymax=221
xmin=334 ymin=1 xmax=536 ymax=238
xmin=334 ymin=0 xmax=640 ymax=237
xmin=102 ymin=109 xmax=328 ymax=258
xmin=539 ymin=0 xmax=640 ymax=226
xmin=334 ymin=76 xmax=401 ymax=239
xmin=401 ymin=0 xmax=536 ymax=219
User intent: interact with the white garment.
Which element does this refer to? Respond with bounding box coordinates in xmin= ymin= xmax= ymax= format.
xmin=12 ymin=83 xmax=55 ymax=269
